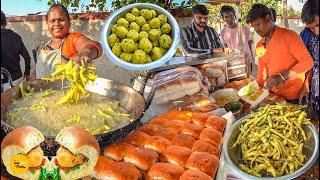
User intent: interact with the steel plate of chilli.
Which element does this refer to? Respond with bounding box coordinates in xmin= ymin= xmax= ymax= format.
xmin=232 ymin=104 xmax=312 ymax=177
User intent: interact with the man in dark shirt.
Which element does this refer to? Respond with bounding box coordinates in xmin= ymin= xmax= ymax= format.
xmin=1 ymin=11 xmax=31 ymax=91
xmin=181 ymin=5 xmax=224 ymax=55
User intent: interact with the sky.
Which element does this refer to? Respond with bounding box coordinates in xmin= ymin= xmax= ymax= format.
xmin=1 ymin=0 xmax=305 ymax=16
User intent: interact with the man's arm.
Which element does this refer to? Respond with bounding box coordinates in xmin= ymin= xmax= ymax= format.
xmin=265 ymin=31 xmax=314 ymax=89
xmin=19 ymin=37 xmax=31 ymax=77
xmin=287 ymin=30 xmax=314 ymax=75
xmin=180 ymin=27 xmax=211 ymax=55
xmin=271 ymin=30 xmax=314 ymax=78
xmin=273 ymin=31 xmax=314 ymax=87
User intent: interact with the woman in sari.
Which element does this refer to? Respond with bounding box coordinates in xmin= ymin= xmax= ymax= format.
xmin=32 ymin=4 xmax=103 ymax=79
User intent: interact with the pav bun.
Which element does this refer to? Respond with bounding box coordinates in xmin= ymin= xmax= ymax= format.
xmin=1 ymin=126 xmax=45 ymax=180
xmin=55 ymin=126 xmax=100 ymax=180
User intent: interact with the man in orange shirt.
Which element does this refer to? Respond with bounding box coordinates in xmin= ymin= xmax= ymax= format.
xmin=246 ymin=4 xmax=314 ymax=102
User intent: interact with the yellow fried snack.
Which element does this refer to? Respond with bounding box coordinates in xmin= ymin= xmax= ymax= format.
xmin=42 ymin=60 xmax=97 ymax=105
xmin=56 ymin=147 xmax=85 ymax=168
xmin=9 ymin=154 xmax=30 ymax=174
xmin=26 ymin=146 xmax=44 ymax=168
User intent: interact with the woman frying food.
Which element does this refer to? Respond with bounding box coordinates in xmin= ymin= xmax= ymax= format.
xmin=32 ymin=4 xmax=103 ymax=79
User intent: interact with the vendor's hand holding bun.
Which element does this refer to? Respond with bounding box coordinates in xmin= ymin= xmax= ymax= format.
xmin=1 ymin=126 xmax=46 ymax=180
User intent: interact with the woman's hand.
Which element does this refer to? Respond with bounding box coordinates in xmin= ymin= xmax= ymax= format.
xmin=70 ymin=54 xmax=91 ymax=65
xmin=75 ymin=36 xmax=102 ymax=61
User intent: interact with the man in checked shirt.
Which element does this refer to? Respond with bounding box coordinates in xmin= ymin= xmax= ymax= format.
xmin=181 ymin=5 xmax=228 ymax=55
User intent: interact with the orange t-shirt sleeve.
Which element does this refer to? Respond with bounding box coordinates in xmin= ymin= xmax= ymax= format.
xmin=61 ymin=32 xmax=85 ymax=58
xmin=285 ymin=30 xmax=314 ymax=73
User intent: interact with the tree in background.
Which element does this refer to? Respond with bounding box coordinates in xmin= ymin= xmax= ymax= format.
xmin=283 ymin=0 xmax=289 ymax=28
xmin=206 ymin=0 xmax=305 ymax=29
xmin=288 ymin=5 xmax=301 ymax=17
xmin=205 ymin=3 xmax=224 ymax=30
xmin=239 ymin=0 xmax=281 ymax=23
xmin=205 ymin=1 xmax=281 ymax=26
xmin=40 ymin=0 xmax=199 ymax=13
xmin=40 ymin=0 xmax=107 ymax=12
xmin=40 ymin=0 xmax=303 ymax=27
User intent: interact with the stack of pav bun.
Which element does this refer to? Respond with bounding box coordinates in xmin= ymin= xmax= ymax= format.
xmin=93 ymin=109 xmax=227 ymax=180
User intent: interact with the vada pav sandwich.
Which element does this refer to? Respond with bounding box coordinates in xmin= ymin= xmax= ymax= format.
xmin=1 ymin=126 xmax=47 ymax=180
xmin=53 ymin=126 xmax=100 ymax=180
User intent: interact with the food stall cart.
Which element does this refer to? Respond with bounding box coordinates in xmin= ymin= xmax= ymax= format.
xmin=130 ymin=0 xmax=319 ymax=178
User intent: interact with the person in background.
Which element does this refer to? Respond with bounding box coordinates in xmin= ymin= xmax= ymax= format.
xmin=1 ymin=11 xmax=31 ymax=92
xmin=247 ymin=4 xmax=314 ymax=103
xmin=181 ymin=5 xmax=226 ymax=55
xmin=31 ymin=4 xmax=102 ymax=79
xmin=270 ymin=8 xmax=277 ymax=23
xmin=220 ymin=5 xmax=254 ymax=71
xmin=300 ymin=0 xmax=319 ymax=117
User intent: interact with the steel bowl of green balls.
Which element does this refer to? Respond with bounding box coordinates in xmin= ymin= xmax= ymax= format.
xmin=101 ymin=3 xmax=180 ymax=71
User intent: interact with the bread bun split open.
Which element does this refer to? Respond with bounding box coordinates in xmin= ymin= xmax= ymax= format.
xmin=55 ymin=126 xmax=100 ymax=180
xmin=1 ymin=126 xmax=45 ymax=180
xmin=1 ymin=125 xmax=100 ymax=180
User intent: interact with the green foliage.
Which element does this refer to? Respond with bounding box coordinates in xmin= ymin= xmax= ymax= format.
xmin=43 ymin=0 xmax=300 ymax=19
xmin=178 ymin=0 xmax=200 ymax=9
xmin=240 ymin=0 xmax=282 ymax=23
xmin=112 ymin=0 xmax=154 ymax=10
xmin=44 ymin=0 xmax=106 ymax=12
xmin=205 ymin=0 xmax=283 ymax=27
xmin=288 ymin=5 xmax=301 ymax=17
xmin=43 ymin=0 xmax=200 ymax=13
xmin=205 ymin=3 xmax=224 ymax=29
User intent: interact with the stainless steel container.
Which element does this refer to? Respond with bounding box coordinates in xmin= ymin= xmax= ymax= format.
xmin=100 ymin=3 xmax=180 ymax=71
xmin=223 ymin=115 xmax=319 ymax=180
